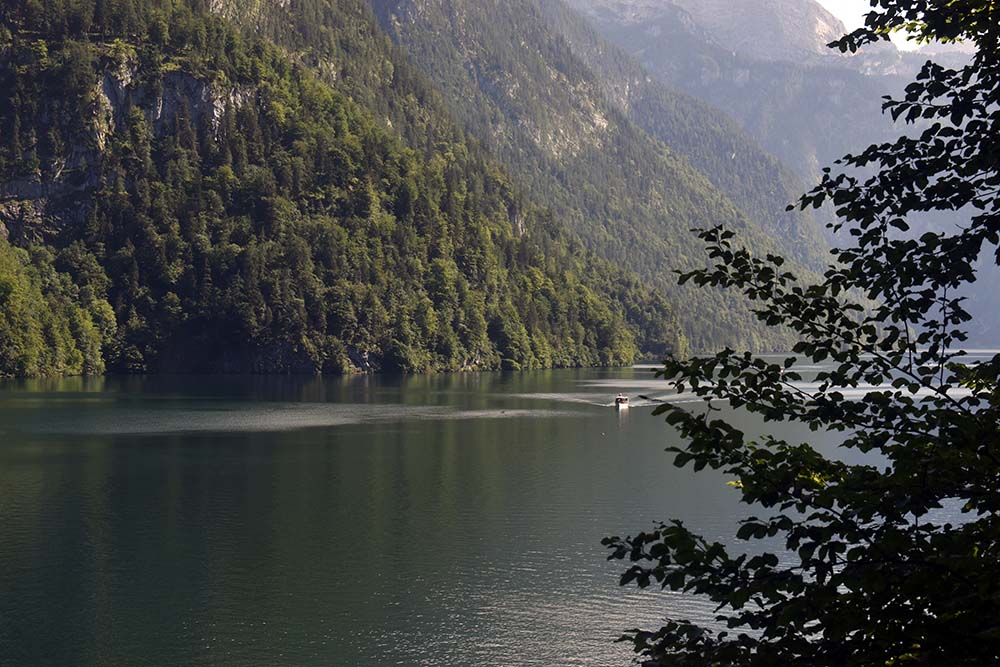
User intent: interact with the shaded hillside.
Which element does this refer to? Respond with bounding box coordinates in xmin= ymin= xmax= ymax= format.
xmin=0 ymin=0 xmax=684 ymax=375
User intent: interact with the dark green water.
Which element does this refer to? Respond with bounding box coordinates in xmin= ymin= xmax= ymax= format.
xmin=0 ymin=367 xmax=833 ymax=666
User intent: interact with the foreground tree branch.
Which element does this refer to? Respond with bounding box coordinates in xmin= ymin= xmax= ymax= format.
xmin=606 ymin=2 xmax=1000 ymax=665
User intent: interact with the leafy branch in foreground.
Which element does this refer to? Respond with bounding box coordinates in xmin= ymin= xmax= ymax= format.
xmin=605 ymin=2 xmax=1000 ymax=665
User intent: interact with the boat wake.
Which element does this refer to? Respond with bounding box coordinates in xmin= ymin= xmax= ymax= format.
xmin=23 ymin=403 xmax=581 ymax=436
xmin=508 ymin=388 xmax=699 ymax=409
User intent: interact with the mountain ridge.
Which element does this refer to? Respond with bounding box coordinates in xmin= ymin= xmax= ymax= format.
xmin=536 ymin=0 xmax=825 ymax=263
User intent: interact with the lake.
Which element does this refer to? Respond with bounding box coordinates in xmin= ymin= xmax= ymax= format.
xmin=0 ymin=364 xmax=870 ymax=665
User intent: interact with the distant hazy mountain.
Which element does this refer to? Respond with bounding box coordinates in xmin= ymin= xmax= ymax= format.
xmin=569 ymin=0 xmax=848 ymax=62
xmin=563 ymin=0 xmax=897 ymax=187
xmin=673 ymin=0 xmax=848 ymax=63
xmin=564 ymin=0 xmax=999 ymax=345
xmin=536 ymin=0 xmax=824 ymax=257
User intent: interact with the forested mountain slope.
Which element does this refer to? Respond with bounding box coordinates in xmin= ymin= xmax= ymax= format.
xmin=0 ymin=0 xmax=685 ymax=375
xmin=366 ymin=0 xmax=827 ymax=351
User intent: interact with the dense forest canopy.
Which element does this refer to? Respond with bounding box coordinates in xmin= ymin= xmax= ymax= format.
xmin=0 ymin=0 xmax=686 ymax=376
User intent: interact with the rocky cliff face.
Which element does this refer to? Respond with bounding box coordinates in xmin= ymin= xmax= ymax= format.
xmin=372 ymin=0 xmax=616 ymax=161
xmin=99 ymin=69 xmax=254 ymax=144
xmin=0 ymin=48 xmax=252 ymax=246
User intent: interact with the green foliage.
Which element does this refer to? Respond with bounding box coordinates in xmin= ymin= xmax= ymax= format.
xmin=0 ymin=238 xmax=110 ymax=376
xmin=0 ymin=0 xmax=679 ymax=375
xmin=606 ymin=3 xmax=1000 ymax=664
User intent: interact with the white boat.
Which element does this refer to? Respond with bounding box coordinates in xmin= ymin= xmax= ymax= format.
xmin=615 ymin=394 xmax=630 ymax=409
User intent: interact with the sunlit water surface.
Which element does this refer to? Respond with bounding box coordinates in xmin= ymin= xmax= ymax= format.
xmin=1 ymin=358 xmax=989 ymax=666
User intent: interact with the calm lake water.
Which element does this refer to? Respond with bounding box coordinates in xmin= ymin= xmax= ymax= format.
xmin=0 ymin=362 xmax=928 ymax=666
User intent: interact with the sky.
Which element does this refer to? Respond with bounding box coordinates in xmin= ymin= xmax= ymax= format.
xmin=815 ymin=0 xmax=870 ymax=30
xmin=815 ymin=0 xmax=918 ymax=49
